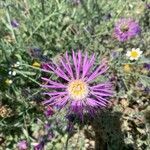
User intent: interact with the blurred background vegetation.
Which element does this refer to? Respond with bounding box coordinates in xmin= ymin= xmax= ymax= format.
xmin=0 ymin=0 xmax=150 ymax=149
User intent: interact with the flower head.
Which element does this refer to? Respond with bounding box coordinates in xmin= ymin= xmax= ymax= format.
xmin=126 ymin=48 xmax=142 ymax=60
xmin=18 ymin=140 xmax=28 ymax=150
xmin=144 ymin=63 xmax=150 ymax=70
xmin=146 ymin=4 xmax=150 ymax=10
xmin=114 ymin=18 xmax=141 ymax=42
xmin=145 ymin=87 xmax=150 ymax=93
xmin=12 ymin=61 xmax=20 ymax=68
xmin=5 ymin=79 xmax=13 ymax=85
xmin=123 ymin=64 xmax=131 ymax=72
xmin=8 ymin=70 xmax=16 ymax=76
xmin=11 ymin=20 xmax=19 ymax=28
xmin=32 ymin=61 xmax=41 ymax=68
xmin=34 ymin=142 xmax=44 ymax=150
xmin=42 ymin=51 xmax=113 ymax=115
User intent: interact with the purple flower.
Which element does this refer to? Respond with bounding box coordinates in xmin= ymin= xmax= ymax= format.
xmin=41 ymin=51 xmax=113 ymax=115
xmin=34 ymin=142 xmax=44 ymax=150
xmin=145 ymin=87 xmax=150 ymax=93
xmin=44 ymin=106 xmax=54 ymax=117
xmin=18 ymin=140 xmax=28 ymax=150
xmin=111 ymin=51 xmax=119 ymax=58
xmin=146 ymin=4 xmax=150 ymax=10
xmin=41 ymin=62 xmax=56 ymax=72
xmin=41 ymin=63 xmax=49 ymax=70
xmin=114 ymin=18 xmax=141 ymax=42
xmin=44 ymin=123 xmax=51 ymax=130
xmin=47 ymin=131 xmax=54 ymax=140
xmin=11 ymin=20 xmax=19 ymax=28
xmin=136 ymin=82 xmax=143 ymax=88
xmin=66 ymin=113 xmax=76 ymax=122
xmin=144 ymin=63 xmax=150 ymax=70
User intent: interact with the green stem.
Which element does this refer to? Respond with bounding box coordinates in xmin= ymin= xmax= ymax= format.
xmin=25 ymin=12 xmax=59 ymax=41
xmin=16 ymin=70 xmax=41 ymax=86
xmin=6 ymin=7 xmax=16 ymax=43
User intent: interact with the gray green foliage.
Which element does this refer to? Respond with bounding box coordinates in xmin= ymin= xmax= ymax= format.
xmin=0 ymin=0 xmax=150 ymax=150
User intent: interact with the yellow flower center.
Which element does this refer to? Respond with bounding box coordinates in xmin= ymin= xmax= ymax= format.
xmin=130 ymin=50 xmax=139 ymax=58
xmin=67 ymin=80 xmax=89 ymax=100
xmin=121 ymin=25 xmax=129 ymax=32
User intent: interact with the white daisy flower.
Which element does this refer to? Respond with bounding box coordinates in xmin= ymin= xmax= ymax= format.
xmin=126 ymin=48 xmax=142 ymax=60
xmin=8 ymin=70 xmax=16 ymax=76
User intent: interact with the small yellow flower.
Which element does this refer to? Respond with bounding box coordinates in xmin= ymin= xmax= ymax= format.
xmin=32 ymin=61 xmax=41 ymax=68
xmin=126 ymin=48 xmax=142 ymax=60
xmin=5 ymin=79 xmax=13 ymax=85
xmin=124 ymin=64 xmax=131 ymax=72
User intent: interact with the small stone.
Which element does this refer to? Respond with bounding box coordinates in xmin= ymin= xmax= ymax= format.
xmin=85 ymin=143 xmax=89 ymax=148
xmin=85 ymin=139 xmax=89 ymax=143
xmin=90 ymin=141 xmax=95 ymax=146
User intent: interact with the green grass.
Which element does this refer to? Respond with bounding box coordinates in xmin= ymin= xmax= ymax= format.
xmin=0 ymin=0 xmax=150 ymax=149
